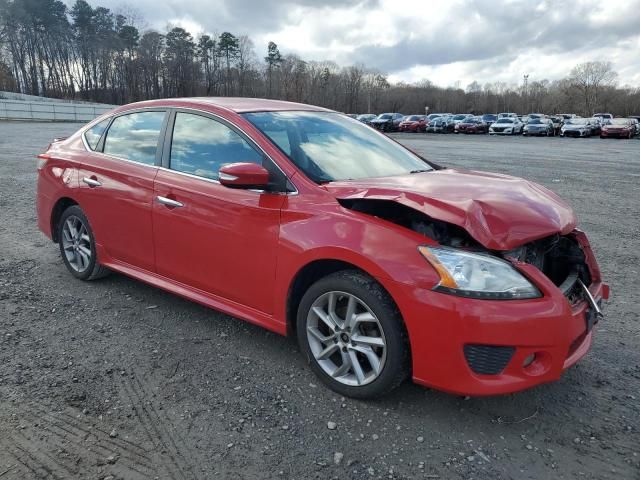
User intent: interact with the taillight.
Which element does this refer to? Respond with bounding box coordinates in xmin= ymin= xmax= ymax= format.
xmin=37 ymin=153 xmax=50 ymax=170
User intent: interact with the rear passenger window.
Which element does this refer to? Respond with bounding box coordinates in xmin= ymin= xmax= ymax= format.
xmin=84 ymin=118 xmax=110 ymax=151
xmin=103 ymin=111 xmax=165 ymax=165
xmin=170 ymin=112 xmax=263 ymax=180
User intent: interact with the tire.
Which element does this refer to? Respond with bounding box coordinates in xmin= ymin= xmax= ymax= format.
xmin=296 ymin=270 xmax=409 ymax=399
xmin=57 ymin=205 xmax=110 ymax=281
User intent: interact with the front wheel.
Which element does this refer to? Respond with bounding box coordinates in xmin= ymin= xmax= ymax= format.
xmin=296 ymin=270 xmax=409 ymax=399
xmin=57 ymin=205 xmax=110 ymax=280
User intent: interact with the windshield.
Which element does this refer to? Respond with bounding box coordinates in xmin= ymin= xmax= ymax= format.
xmin=377 ymin=114 xmax=392 ymax=120
xmin=243 ymin=111 xmax=433 ymax=183
xmin=406 ymin=115 xmax=421 ymax=121
xmin=527 ymin=119 xmax=543 ymax=124
xmin=567 ymin=118 xmax=588 ymax=125
xmin=496 ymin=118 xmax=513 ymax=124
xmin=452 ymin=115 xmax=468 ymax=120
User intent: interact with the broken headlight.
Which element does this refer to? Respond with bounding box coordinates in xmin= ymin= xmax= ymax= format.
xmin=418 ymin=246 xmax=541 ymax=300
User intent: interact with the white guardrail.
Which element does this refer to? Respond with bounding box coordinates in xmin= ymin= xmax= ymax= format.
xmin=0 ymin=92 xmax=116 ymax=122
xmin=0 ymin=90 xmax=112 ymax=104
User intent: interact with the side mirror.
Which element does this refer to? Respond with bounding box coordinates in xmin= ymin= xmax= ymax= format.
xmin=219 ymin=162 xmax=270 ymax=189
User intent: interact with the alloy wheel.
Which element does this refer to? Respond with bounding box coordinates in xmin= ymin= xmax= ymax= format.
xmin=61 ymin=215 xmax=92 ymax=273
xmin=306 ymin=291 xmax=387 ymax=386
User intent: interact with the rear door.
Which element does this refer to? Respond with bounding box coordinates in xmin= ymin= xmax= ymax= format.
xmin=152 ymin=110 xmax=286 ymax=314
xmin=78 ymin=109 xmax=168 ymax=272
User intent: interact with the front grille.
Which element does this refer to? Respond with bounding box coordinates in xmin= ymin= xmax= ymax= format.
xmin=464 ymin=345 xmax=515 ymax=375
xmin=504 ymin=234 xmax=591 ymax=303
xmin=492 ymin=127 xmax=506 ymax=132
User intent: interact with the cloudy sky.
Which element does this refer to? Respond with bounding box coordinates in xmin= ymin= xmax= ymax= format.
xmin=79 ymin=0 xmax=640 ymax=87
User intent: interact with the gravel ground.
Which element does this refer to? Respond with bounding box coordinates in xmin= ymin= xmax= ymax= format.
xmin=0 ymin=121 xmax=638 ymax=480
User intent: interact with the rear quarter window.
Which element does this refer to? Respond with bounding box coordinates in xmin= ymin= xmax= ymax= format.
xmin=84 ymin=118 xmax=111 ymax=151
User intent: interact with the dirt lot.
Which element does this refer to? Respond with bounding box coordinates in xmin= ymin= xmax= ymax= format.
xmin=0 ymin=122 xmax=638 ymax=480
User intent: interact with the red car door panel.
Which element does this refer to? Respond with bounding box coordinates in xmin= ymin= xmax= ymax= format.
xmin=78 ymin=154 xmax=157 ymax=271
xmin=152 ymin=171 xmax=284 ymax=314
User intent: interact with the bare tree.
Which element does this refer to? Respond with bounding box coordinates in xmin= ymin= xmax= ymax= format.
xmin=236 ymin=35 xmax=255 ymax=96
xmin=569 ymin=61 xmax=618 ymax=115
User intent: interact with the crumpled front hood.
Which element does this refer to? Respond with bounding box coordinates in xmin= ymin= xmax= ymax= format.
xmin=326 ymin=169 xmax=577 ymax=250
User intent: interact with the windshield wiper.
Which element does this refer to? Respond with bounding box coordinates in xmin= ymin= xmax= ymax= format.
xmin=409 ymin=169 xmax=431 ymax=174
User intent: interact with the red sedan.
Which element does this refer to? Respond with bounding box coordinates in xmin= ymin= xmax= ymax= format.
xmin=600 ymin=118 xmax=635 ymax=139
xmin=455 ymin=117 xmax=489 ymax=134
xmin=36 ymin=98 xmax=608 ymax=398
xmin=398 ymin=115 xmax=427 ymax=132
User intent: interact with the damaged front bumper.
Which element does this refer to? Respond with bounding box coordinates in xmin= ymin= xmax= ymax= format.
xmin=385 ymin=230 xmax=609 ymax=396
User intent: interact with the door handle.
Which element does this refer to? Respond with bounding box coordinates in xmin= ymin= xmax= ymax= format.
xmin=82 ymin=177 xmax=102 ymax=187
xmin=156 ymin=195 xmax=184 ymax=208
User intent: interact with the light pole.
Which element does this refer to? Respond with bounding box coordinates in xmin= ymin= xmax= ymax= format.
xmin=523 ymin=74 xmax=529 ymax=114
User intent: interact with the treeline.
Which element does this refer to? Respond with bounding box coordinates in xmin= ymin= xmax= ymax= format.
xmin=1 ymin=0 xmax=639 ymax=116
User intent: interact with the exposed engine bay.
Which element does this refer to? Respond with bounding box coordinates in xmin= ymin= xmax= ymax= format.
xmin=338 ymin=199 xmax=478 ymax=247
xmin=339 ymin=198 xmax=591 ymax=301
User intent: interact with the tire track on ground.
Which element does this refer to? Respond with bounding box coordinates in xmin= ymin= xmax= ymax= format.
xmin=117 ymin=371 xmax=200 ymax=480
xmin=1 ymin=439 xmax=64 ymax=480
xmin=26 ymin=404 xmax=155 ymax=473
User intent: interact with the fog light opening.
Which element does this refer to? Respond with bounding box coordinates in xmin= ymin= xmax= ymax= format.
xmin=522 ymin=351 xmax=552 ymax=376
xmin=522 ymin=353 xmax=536 ymax=368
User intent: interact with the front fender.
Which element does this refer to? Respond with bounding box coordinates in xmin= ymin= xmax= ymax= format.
xmin=272 ymin=197 xmax=442 ymax=326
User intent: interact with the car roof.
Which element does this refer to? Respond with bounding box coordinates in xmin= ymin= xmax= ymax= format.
xmin=113 ymin=97 xmax=334 ymax=114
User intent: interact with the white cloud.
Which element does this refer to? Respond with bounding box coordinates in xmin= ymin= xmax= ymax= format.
xmin=76 ymin=0 xmax=640 ymax=86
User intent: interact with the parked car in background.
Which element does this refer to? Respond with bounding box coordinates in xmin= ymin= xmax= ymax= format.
xmin=498 ymin=112 xmax=518 ymax=119
xmin=370 ymin=113 xmax=404 ymax=132
xmin=37 ymin=97 xmax=608 ymax=398
xmin=455 ymin=117 xmax=489 ymax=134
xmin=592 ymin=113 xmax=613 ymax=121
xmin=356 ymin=113 xmax=377 ymax=125
xmin=557 ymin=113 xmax=577 ymax=120
xmin=346 ymin=114 xmax=358 ymax=119
xmin=428 ymin=115 xmax=456 ymax=133
xmin=426 ymin=113 xmax=445 ymax=121
xmin=523 ymin=118 xmax=555 ymax=137
xmin=549 ymin=116 xmax=564 ymax=135
xmin=561 ymin=118 xmax=593 ymax=137
xmin=399 ymin=115 xmax=427 ymax=132
xmin=588 ymin=117 xmax=603 ymax=136
xmin=451 ymin=114 xmax=473 ymax=125
xmin=631 ymin=117 xmax=640 ymax=135
xmin=489 ymin=117 xmax=524 ymax=135
xmin=600 ymin=118 xmax=636 ymax=139
xmin=481 ymin=114 xmax=498 ymax=125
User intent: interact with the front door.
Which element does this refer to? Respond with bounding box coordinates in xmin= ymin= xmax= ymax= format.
xmin=152 ymin=111 xmax=285 ymax=314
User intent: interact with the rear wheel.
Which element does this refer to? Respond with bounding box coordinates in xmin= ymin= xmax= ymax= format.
xmin=296 ymin=270 xmax=409 ymax=398
xmin=57 ymin=205 xmax=109 ymax=280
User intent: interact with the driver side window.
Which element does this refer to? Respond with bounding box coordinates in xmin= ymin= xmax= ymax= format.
xmin=170 ymin=112 xmax=263 ymax=180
